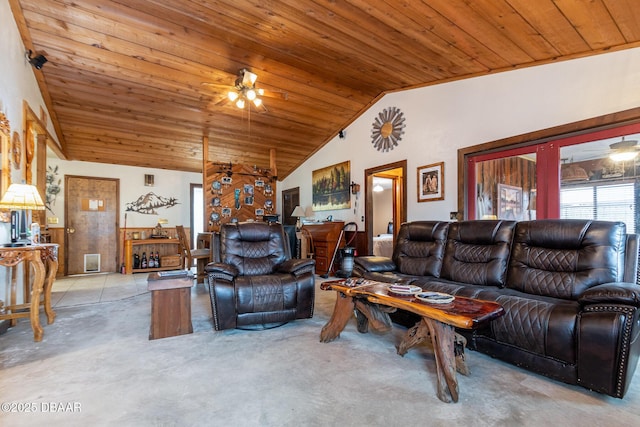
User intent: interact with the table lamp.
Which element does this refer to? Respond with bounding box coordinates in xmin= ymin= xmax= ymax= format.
xmin=291 ymin=205 xmax=305 ymax=231
xmin=0 ymin=183 xmax=46 ymax=247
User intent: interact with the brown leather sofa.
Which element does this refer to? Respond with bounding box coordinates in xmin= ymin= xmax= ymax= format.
xmin=205 ymin=221 xmax=315 ymax=330
xmin=353 ymin=219 xmax=640 ymax=398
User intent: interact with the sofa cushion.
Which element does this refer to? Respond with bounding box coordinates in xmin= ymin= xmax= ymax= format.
xmin=440 ymin=220 xmax=516 ymax=287
xmin=392 ymin=221 xmax=449 ymax=277
xmin=507 ymin=220 xmax=627 ymax=299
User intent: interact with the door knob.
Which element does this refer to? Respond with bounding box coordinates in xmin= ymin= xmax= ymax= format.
xmin=67 ymin=227 xmax=76 ymax=234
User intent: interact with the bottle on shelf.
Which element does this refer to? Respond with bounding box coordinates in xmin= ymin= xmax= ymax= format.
xmin=133 ymin=253 xmax=140 ymax=269
xmin=155 ymin=251 xmax=161 ymax=268
xmin=141 ymin=252 xmax=148 ymax=269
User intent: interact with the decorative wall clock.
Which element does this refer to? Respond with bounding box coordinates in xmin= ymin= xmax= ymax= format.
xmin=371 ymin=107 xmax=405 ymax=152
xmin=12 ymin=131 xmax=21 ymax=169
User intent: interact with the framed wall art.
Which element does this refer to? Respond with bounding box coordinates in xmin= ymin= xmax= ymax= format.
xmin=417 ymin=162 xmax=444 ymax=202
xmin=312 ymin=160 xmax=351 ymax=211
xmin=497 ymin=183 xmax=522 ymax=220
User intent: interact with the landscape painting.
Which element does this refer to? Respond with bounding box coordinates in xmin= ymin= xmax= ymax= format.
xmin=312 ymin=161 xmax=351 ymax=211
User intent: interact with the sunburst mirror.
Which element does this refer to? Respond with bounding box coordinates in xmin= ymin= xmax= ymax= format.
xmin=371 ymin=107 xmax=405 ymax=152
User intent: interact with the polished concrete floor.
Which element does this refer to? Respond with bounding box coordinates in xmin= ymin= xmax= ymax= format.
xmin=50 ymin=272 xmax=151 ymax=308
xmin=1 ymin=272 xmax=639 ymax=426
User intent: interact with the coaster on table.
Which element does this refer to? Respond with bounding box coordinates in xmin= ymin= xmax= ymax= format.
xmin=415 ymin=291 xmax=455 ymax=304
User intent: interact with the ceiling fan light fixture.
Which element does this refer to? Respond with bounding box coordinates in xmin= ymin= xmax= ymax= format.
xmin=242 ymin=70 xmax=258 ymax=86
xmin=245 ymin=88 xmax=256 ymax=101
xmin=610 ymin=151 xmax=638 ymax=162
xmin=253 ymin=98 xmax=262 ymax=107
xmin=227 ymin=91 xmax=239 ymax=102
xmin=236 ymin=98 xmax=245 ymax=109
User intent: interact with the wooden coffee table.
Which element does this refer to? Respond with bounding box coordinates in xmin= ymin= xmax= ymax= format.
xmin=320 ymin=279 xmax=504 ymax=403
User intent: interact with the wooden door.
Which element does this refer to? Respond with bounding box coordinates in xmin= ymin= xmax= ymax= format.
xmin=65 ymin=176 xmax=119 ymax=274
xmin=282 ymin=187 xmax=300 ymax=226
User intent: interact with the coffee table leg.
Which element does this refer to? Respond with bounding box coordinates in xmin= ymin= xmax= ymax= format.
xmin=320 ymin=293 xmax=355 ymax=342
xmin=424 ymin=318 xmax=459 ymax=403
xmin=353 ymin=300 xmax=393 ymax=334
xmin=398 ymin=322 xmax=470 ymax=376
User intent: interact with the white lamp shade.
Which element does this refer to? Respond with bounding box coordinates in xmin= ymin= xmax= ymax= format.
xmin=291 ymin=206 xmax=305 ymax=217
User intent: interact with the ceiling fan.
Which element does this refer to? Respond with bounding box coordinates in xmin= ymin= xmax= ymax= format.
xmin=202 ymin=69 xmax=287 ymax=112
xmin=563 ymin=135 xmax=640 ymax=163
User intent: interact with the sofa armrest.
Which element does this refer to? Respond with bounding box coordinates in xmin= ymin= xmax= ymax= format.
xmin=205 ymin=262 xmax=239 ymax=281
xmin=578 ymin=282 xmax=640 ymax=306
xmin=354 ymin=256 xmax=396 ymax=273
xmin=278 ymin=258 xmax=315 ymax=276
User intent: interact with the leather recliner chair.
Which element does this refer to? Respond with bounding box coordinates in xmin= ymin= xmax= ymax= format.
xmin=205 ymin=221 xmax=316 ymax=330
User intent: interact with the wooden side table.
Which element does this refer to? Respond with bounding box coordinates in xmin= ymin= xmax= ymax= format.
xmin=147 ymin=273 xmax=193 ymax=340
xmin=0 ymin=245 xmax=51 ymax=342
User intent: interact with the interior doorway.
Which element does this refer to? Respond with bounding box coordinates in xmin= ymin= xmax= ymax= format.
xmin=364 ymin=160 xmax=407 ymax=255
xmin=282 ymin=187 xmax=300 ymax=226
xmin=64 ymin=176 xmax=119 ymax=274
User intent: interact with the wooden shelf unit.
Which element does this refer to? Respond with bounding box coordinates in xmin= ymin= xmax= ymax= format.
xmin=124 ymin=238 xmax=183 ymax=274
xmin=302 ymin=222 xmax=344 ymax=275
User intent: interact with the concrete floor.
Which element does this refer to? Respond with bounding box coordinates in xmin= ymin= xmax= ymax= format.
xmin=1 ymin=273 xmax=639 ymax=426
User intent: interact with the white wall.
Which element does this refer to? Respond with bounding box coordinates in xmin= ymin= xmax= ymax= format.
xmin=280 ymin=48 xmax=640 ymax=226
xmin=45 ymin=156 xmax=201 ymax=228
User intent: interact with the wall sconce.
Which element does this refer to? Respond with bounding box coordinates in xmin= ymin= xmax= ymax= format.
xmin=26 ymin=50 xmax=47 ymax=70
xmin=144 ymin=174 xmax=154 ymax=186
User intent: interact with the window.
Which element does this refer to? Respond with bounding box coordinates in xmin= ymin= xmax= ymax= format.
xmin=561 ymin=182 xmax=636 ymax=232
xmin=464 ymin=121 xmax=640 ymax=234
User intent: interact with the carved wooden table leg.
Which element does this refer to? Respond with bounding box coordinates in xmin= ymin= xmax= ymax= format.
xmin=320 ymin=292 xmax=355 ymax=342
xmin=398 ymin=321 xmax=470 ymax=376
xmin=28 ymin=250 xmax=46 ymax=342
xmin=355 ymin=308 xmax=369 ymax=333
xmin=454 ymin=334 xmax=470 ymax=376
xmin=424 ymin=318 xmax=459 ymax=403
xmin=353 ymin=300 xmax=393 ymax=334
xmin=41 ymin=246 xmax=59 ymax=324
xmin=396 ymin=318 xmax=461 ymax=402
xmin=397 ymin=321 xmax=429 ymax=356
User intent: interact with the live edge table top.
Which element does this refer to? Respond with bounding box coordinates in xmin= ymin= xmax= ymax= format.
xmin=320 ymin=280 xmax=504 ymax=330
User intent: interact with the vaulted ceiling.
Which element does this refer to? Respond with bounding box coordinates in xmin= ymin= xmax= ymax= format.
xmin=9 ymin=0 xmax=640 ymax=179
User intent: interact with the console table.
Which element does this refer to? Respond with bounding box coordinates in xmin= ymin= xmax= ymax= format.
xmin=0 ymin=244 xmax=59 ymax=342
xmin=302 ymin=222 xmax=344 ymax=275
xmin=124 ymin=238 xmax=183 ymax=274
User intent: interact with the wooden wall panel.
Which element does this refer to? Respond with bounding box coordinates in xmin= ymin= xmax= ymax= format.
xmin=204 ymin=163 xmax=277 ymax=232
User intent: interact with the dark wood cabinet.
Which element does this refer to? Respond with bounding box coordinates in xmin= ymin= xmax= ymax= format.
xmin=302 ymin=221 xmax=344 ymax=275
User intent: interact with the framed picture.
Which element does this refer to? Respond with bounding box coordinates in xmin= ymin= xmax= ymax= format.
xmin=497 ymin=184 xmax=523 ymax=220
xmin=312 ymin=160 xmax=351 ymax=211
xmin=417 ymin=162 xmax=444 ymax=202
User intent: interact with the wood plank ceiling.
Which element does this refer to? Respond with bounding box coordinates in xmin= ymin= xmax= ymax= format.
xmin=9 ymin=0 xmax=640 ymax=178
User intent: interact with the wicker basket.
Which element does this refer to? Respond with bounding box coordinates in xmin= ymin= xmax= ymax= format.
xmin=160 ymin=255 xmax=182 ymax=268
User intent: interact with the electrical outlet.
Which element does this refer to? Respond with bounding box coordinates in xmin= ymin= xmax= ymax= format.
xmin=47 ymin=217 xmax=59 ymax=224
xmin=449 ymin=212 xmax=458 ymax=220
